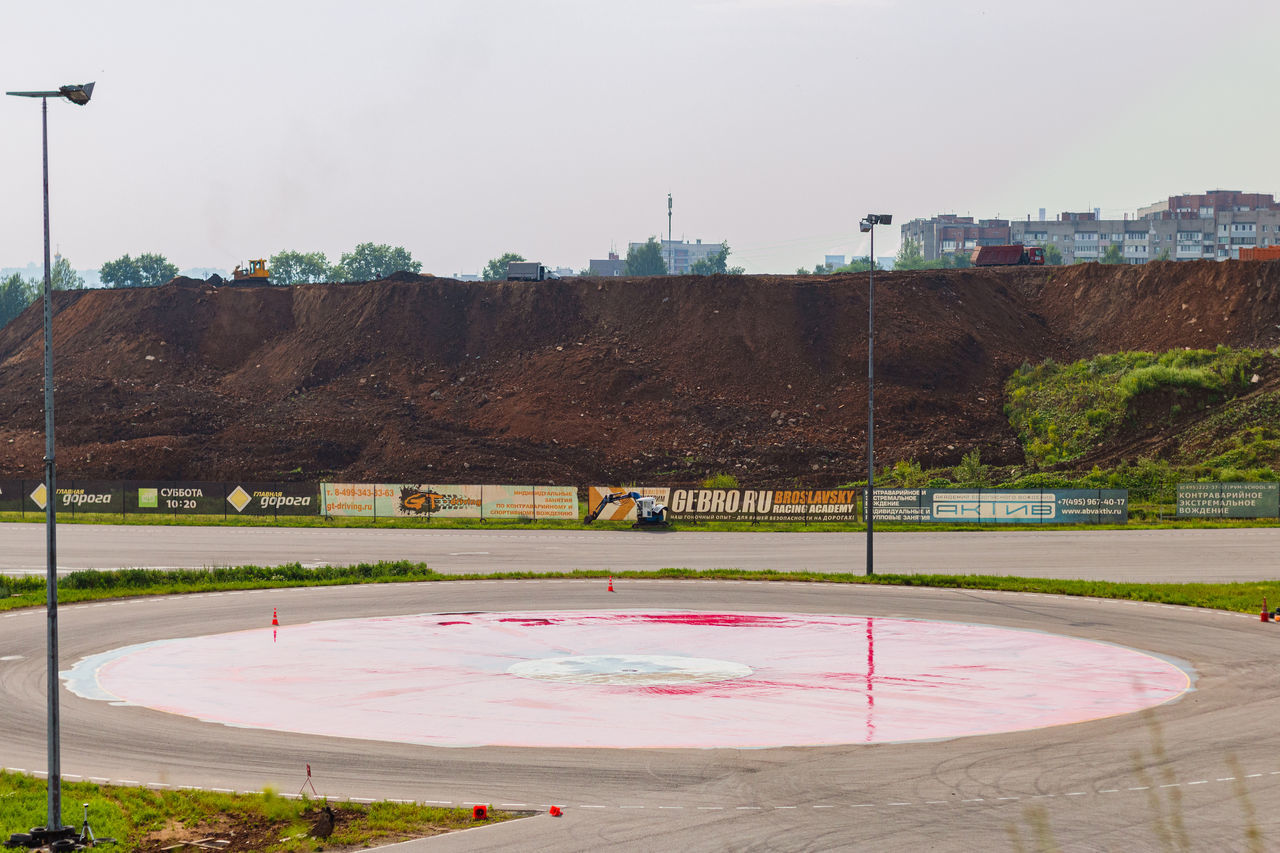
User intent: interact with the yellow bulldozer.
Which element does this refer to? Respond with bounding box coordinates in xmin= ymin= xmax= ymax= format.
xmin=232 ymin=259 xmax=270 ymax=284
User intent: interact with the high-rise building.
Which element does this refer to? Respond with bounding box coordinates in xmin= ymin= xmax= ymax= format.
xmin=901 ymin=191 xmax=1280 ymax=264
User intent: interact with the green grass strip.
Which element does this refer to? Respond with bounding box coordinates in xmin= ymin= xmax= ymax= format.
xmin=0 ymin=769 xmax=515 ymax=851
xmin=1 ymin=562 xmax=1277 ymax=617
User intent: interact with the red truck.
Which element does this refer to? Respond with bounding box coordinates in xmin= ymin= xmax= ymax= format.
xmin=970 ymin=245 xmax=1046 ymax=266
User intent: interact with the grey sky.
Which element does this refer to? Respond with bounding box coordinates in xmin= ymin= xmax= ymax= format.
xmin=2 ymin=0 xmax=1276 ymax=277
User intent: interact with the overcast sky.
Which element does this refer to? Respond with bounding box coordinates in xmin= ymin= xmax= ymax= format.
xmin=2 ymin=0 xmax=1277 ymax=277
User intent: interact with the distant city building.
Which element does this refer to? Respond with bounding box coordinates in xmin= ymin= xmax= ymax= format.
xmin=824 ymin=254 xmax=846 ymax=269
xmin=588 ymin=252 xmax=626 ymax=277
xmin=452 ymin=273 xmax=481 ymax=282
xmin=902 ymin=190 xmax=1280 ymax=264
xmin=627 ymin=238 xmax=723 ymax=275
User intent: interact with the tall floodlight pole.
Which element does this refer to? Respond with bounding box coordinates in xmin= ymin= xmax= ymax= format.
xmin=668 ymin=193 xmax=673 ymax=275
xmin=6 ymin=81 xmax=95 ymax=842
xmin=859 ymin=213 xmax=891 ymax=576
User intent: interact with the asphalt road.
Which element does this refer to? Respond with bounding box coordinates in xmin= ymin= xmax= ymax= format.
xmin=4 ymin=522 xmax=1280 ymax=581
xmin=2 ymin=576 xmax=1279 ymax=851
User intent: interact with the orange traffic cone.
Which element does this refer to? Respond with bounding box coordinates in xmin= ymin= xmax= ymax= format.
xmin=608 ymin=576 xmax=615 ymax=593
xmin=549 ymin=806 xmax=563 ymax=817
xmin=272 ymin=607 xmax=279 ymax=626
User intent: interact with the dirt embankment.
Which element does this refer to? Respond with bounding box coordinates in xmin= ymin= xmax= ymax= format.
xmin=2 ymin=261 xmax=1280 ymax=486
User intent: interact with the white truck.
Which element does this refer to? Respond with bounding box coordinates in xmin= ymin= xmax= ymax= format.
xmin=506 ymin=262 xmax=558 ymax=281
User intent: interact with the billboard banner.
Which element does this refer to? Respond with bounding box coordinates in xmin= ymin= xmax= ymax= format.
xmin=534 ymin=486 xmax=579 ymax=520
xmin=127 ymin=482 xmax=227 ymax=515
xmin=52 ymin=480 xmax=123 ymax=514
xmin=1177 ymin=482 xmax=1279 ymax=518
xmin=666 ymin=488 xmax=859 ymax=523
xmin=872 ymin=488 xmax=1127 ymax=524
xmin=483 ymin=485 xmax=579 ymax=520
xmin=226 ymin=482 xmax=321 ymax=516
xmin=0 ymin=480 xmax=26 ymax=513
xmin=381 ymin=484 xmax=484 ymax=518
xmin=585 ymin=486 xmax=672 ymax=522
xmin=321 ymin=483 xmax=391 ymax=517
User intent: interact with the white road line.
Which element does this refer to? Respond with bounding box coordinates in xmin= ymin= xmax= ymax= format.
xmin=1188 ymin=780 xmax=1208 ymax=785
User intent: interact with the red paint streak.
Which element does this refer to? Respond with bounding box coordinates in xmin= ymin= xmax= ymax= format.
xmin=629 ymin=613 xmax=791 ymax=628
xmin=437 ymin=621 xmax=471 ymax=626
xmin=866 ymin=617 xmax=876 ymax=743
xmin=498 ymin=618 xmax=555 ymax=626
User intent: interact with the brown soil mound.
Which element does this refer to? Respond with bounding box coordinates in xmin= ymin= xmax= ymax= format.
xmin=3 ymin=263 xmax=1280 ymax=486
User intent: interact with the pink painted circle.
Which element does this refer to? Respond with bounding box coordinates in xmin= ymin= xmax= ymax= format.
xmin=75 ymin=610 xmax=1191 ymax=749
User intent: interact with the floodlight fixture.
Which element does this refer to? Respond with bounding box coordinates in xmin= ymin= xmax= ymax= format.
xmin=6 ymin=82 xmax=95 ymax=105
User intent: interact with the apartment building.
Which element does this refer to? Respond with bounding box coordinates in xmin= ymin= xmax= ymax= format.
xmin=626 ymin=238 xmax=723 ymax=275
xmin=902 ymin=191 xmax=1280 ymax=264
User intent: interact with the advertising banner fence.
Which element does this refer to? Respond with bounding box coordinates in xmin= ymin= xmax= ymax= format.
xmin=871 ymin=488 xmax=1127 ymax=524
xmin=226 ymin=482 xmax=321 ymax=516
xmin=322 ymin=483 xmax=578 ymax=520
xmin=1176 ymin=482 xmax=1279 ymax=518
xmin=646 ymin=487 xmax=859 ymax=523
xmin=128 ymin=482 xmax=230 ymax=516
xmin=586 ymin=481 xmax=860 ymax=522
xmin=0 ymin=479 xmax=25 ymax=513
xmin=585 ymin=487 xmax=673 ymax=522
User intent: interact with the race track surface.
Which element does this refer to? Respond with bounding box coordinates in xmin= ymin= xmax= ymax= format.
xmin=5 ymin=522 xmax=1280 ymax=582
xmin=2 ymin=572 xmax=1279 ymax=851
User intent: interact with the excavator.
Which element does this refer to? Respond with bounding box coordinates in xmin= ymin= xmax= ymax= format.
xmin=584 ymin=491 xmax=670 ymax=528
xmin=232 ymin=259 xmax=270 ymax=284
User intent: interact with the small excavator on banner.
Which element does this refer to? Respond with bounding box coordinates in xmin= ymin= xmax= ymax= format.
xmin=583 ymin=491 xmax=670 ymax=528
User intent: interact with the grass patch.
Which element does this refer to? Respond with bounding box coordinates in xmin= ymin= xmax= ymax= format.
xmin=3 ymin=562 xmax=1279 ymax=618
xmin=1004 ymin=346 xmax=1271 ymax=467
xmin=0 ymin=770 xmax=515 ymax=852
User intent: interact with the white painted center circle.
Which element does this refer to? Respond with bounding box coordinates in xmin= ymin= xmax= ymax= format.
xmin=507 ymin=654 xmax=753 ymax=685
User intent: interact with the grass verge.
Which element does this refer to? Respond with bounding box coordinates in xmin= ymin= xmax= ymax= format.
xmin=1 ymin=562 xmax=1277 ymax=617
xmin=0 ymin=770 xmax=516 ymax=852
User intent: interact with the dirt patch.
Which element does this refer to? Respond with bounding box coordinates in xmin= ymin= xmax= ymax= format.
xmin=2 ymin=263 xmax=1280 ymax=485
xmin=132 ymin=804 xmax=435 ymax=852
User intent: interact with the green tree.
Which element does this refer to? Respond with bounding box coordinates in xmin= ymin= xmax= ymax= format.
xmin=100 ymin=255 xmax=140 ymax=288
xmin=1153 ymin=248 xmax=1171 ymax=262
xmin=136 ymin=253 xmax=179 ymax=287
xmin=100 ymin=253 xmax=179 ymax=288
xmin=338 ymin=243 xmax=422 ymax=282
xmin=51 ymin=254 xmax=85 ymax=290
xmin=1099 ymin=243 xmax=1124 ymax=264
xmin=0 ymin=272 xmax=36 ymax=329
xmin=625 ymin=238 xmax=668 ymax=276
xmin=942 ymin=252 xmax=972 ymax=269
xmin=894 ymin=238 xmax=929 ymax=270
xmin=1042 ymin=243 xmax=1064 ymax=266
xmin=482 ymin=252 xmax=526 ymax=281
xmin=269 ymin=250 xmax=333 ymax=285
xmin=953 ymin=449 xmax=990 ymax=487
xmin=689 ymin=242 xmax=745 ymax=276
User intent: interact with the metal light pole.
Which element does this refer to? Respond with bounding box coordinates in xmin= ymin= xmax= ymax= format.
xmin=667 ymin=193 xmax=673 ymax=275
xmin=859 ymin=213 xmax=891 ymax=576
xmin=6 ymin=81 xmax=95 ymax=841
